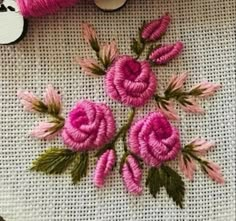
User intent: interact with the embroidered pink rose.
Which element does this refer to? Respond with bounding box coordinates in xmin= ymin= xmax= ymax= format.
xmin=62 ymin=100 xmax=116 ymax=151
xmin=128 ymin=112 xmax=181 ymax=167
xmin=105 ymin=56 xmax=157 ymax=107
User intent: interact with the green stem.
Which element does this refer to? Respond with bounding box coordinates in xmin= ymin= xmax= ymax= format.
xmin=136 ymin=42 xmax=146 ymax=59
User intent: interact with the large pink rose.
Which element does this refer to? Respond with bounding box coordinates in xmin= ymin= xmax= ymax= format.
xmin=105 ymin=56 xmax=157 ymax=107
xmin=62 ymin=100 xmax=116 ymax=151
xmin=128 ymin=112 xmax=180 ymax=167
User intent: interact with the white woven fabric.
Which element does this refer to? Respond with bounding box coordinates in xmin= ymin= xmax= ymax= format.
xmin=0 ymin=0 xmax=235 ymax=220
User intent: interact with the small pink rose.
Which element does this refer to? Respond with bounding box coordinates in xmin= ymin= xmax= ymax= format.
xmin=62 ymin=100 xmax=116 ymax=151
xmin=128 ymin=112 xmax=181 ymax=167
xmin=105 ymin=56 xmax=157 ymax=107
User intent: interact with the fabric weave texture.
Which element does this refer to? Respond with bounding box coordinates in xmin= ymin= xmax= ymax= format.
xmin=0 ymin=0 xmax=235 ymax=220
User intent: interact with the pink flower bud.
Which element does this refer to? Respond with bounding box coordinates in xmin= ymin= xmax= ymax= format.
xmin=141 ymin=14 xmax=171 ymax=42
xmin=81 ymin=23 xmax=97 ymax=44
xmin=179 ymin=97 xmax=204 ymax=113
xmin=99 ymin=40 xmax=119 ymax=67
xmin=81 ymin=23 xmax=99 ymax=52
xmin=149 ymin=41 xmax=183 ymax=64
xmin=156 ymin=99 xmax=179 ymax=120
xmin=189 ymin=81 xmax=221 ymax=98
xmin=75 ymin=57 xmax=104 ymax=76
xmin=93 ymin=149 xmax=116 ymax=188
xmin=17 ymin=90 xmax=46 ymax=113
xmin=122 ymin=155 xmax=143 ymax=195
xmin=43 ymin=85 xmax=62 ymax=115
xmin=190 ymin=138 xmax=215 ymax=156
xmin=202 ymin=161 xmax=224 ymax=184
xmin=31 ymin=121 xmax=63 ymax=140
xmin=165 ymin=72 xmax=188 ymax=95
xmin=179 ymin=153 xmax=196 ymax=181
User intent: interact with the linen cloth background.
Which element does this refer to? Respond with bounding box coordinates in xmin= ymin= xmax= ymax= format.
xmin=0 ymin=0 xmax=235 ymax=220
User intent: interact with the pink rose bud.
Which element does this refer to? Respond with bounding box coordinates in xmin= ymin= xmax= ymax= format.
xmin=189 ymin=138 xmax=215 ymax=156
xmin=81 ymin=23 xmax=99 ymax=52
xmin=202 ymin=161 xmax=225 ymax=184
xmin=149 ymin=41 xmax=183 ymax=64
xmin=179 ymin=153 xmax=196 ymax=181
xmin=141 ymin=14 xmax=171 ymax=42
xmin=179 ymin=97 xmax=204 ymax=113
xmin=165 ymin=72 xmax=188 ymax=96
xmin=189 ymin=81 xmax=221 ymax=98
xmin=129 ymin=112 xmax=181 ymax=167
xmin=156 ymin=99 xmax=179 ymax=120
xmin=17 ymin=90 xmax=47 ymax=113
xmin=93 ymin=149 xmax=116 ymax=188
xmin=31 ymin=121 xmax=63 ymax=140
xmin=75 ymin=57 xmax=104 ymax=76
xmin=43 ymin=85 xmax=62 ymax=116
xmin=122 ymin=155 xmax=143 ymax=195
xmin=62 ymin=100 xmax=116 ymax=151
xmin=105 ymin=56 xmax=157 ymax=107
xmin=99 ymin=40 xmax=119 ymax=68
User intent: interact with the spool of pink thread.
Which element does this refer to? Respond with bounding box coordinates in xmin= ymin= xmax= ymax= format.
xmin=16 ymin=0 xmax=78 ymax=18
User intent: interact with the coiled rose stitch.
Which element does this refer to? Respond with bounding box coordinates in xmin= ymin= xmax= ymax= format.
xmin=149 ymin=42 xmax=183 ymax=64
xmin=141 ymin=14 xmax=171 ymax=42
xmin=105 ymin=56 xmax=157 ymax=107
xmin=93 ymin=149 xmax=116 ymax=187
xmin=128 ymin=112 xmax=181 ymax=167
xmin=62 ymin=100 xmax=116 ymax=151
xmin=122 ymin=155 xmax=143 ymax=195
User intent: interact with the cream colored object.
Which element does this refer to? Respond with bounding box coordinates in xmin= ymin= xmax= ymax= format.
xmin=0 ymin=0 xmax=25 ymax=44
xmin=0 ymin=0 xmax=235 ymax=220
xmin=94 ymin=0 xmax=127 ymax=11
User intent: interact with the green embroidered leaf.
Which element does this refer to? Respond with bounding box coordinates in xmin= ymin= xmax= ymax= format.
xmin=161 ymin=165 xmax=185 ymax=209
xmin=146 ymin=167 xmax=163 ymax=198
xmin=71 ymin=152 xmax=89 ymax=184
xmin=146 ymin=166 xmax=185 ymax=208
xmin=31 ymin=148 xmax=77 ymax=174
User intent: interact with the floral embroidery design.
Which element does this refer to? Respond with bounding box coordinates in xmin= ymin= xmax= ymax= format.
xmin=18 ymin=14 xmax=224 ymax=208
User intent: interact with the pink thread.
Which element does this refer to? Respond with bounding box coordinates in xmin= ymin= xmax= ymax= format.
xmin=157 ymin=100 xmax=179 ymax=120
xmin=16 ymin=0 xmax=78 ymax=18
xmin=128 ymin=112 xmax=181 ymax=167
xmin=62 ymin=100 xmax=116 ymax=151
xmin=141 ymin=14 xmax=171 ymax=41
xmin=179 ymin=153 xmax=196 ymax=181
xmin=189 ymin=81 xmax=221 ymax=98
xmin=203 ymin=161 xmax=225 ymax=184
xmin=43 ymin=85 xmax=62 ymax=114
xmin=180 ymin=97 xmax=204 ymax=113
xmin=81 ymin=23 xmax=97 ymax=44
xmin=166 ymin=72 xmax=188 ymax=93
xmin=105 ymin=56 xmax=157 ymax=107
xmin=122 ymin=155 xmax=143 ymax=195
xmin=17 ymin=89 xmax=41 ymax=113
xmin=31 ymin=121 xmax=61 ymax=140
xmin=189 ymin=138 xmax=215 ymax=156
xmin=93 ymin=149 xmax=116 ymax=188
xmin=149 ymin=42 xmax=183 ymax=64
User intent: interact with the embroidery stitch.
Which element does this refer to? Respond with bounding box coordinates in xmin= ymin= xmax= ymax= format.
xmin=18 ymin=14 xmax=224 ymax=208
